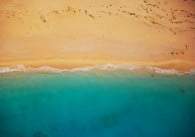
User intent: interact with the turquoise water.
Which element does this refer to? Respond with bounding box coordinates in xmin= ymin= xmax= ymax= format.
xmin=0 ymin=71 xmax=195 ymax=137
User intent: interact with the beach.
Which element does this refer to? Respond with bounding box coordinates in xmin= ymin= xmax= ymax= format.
xmin=0 ymin=0 xmax=195 ymax=71
xmin=0 ymin=1 xmax=195 ymax=137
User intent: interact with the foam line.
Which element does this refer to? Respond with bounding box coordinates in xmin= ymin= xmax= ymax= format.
xmin=0 ymin=64 xmax=194 ymax=75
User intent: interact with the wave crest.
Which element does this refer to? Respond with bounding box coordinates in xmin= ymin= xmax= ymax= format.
xmin=0 ymin=64 xmax=194 ymax=75
xmin=146 ymin=66 xmax=180 ymax=75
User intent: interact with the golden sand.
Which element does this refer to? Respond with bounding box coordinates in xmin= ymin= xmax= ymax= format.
xmin=0 ymin=0 xmax=195 ymax=71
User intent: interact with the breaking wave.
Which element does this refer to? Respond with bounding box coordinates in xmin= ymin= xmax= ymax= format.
xmin=0 ymin=64 xmax=194 ymax=75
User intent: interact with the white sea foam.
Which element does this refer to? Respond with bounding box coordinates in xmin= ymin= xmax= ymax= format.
xmin=146 ymin=66 xmax=181 ymax=75
xmin=185 ymin=69 xmax=195 ymax=75
xmin=0 ymin=64 xmax=26 ymax=73
xmin=0 ymin=64 xmax=194 ymax=75
xmin=34 ymin=66 xmax=65 ymax=73
xmin=70 ymin=66 xmax=94 ymax=72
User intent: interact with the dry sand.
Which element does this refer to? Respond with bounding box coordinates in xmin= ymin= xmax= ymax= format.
xmin=0 ymin=0 xmax=195 ymax=71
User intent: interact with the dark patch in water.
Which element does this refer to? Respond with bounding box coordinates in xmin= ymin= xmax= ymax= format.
xmin=33 ymin=131 xmax=48 ymax=137
xmin=180 ymin=88 xmax=186 ymax=93
xmin=101 ymin=114 xmax=119 ymax=127
xmin=151 ymin=74 xmax=154 ymax=78
xmin=16 ymin=133 xmax=24 ymax=137
xmin=122 ymin=106 xmax=133 ymax=114
xmin=0 ymin=113 xmax=11 ymax=134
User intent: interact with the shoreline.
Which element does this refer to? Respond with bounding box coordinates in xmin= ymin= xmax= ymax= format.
xmin=0 ymin=59 xmax=195 ymax=72
xmin=0 ymin=62 xmax=195 ymax=74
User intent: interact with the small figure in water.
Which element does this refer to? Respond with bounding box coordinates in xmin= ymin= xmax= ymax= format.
xmin=180 ymin=88 xmax=185 ymax=93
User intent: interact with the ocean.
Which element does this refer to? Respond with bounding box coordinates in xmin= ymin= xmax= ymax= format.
xmin=0 ymin=65 xmax=195 ymax=137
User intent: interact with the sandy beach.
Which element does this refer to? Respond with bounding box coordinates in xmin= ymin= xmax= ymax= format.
xmin=0 ymin=0 xmax=195 ymax=71
xmin=1 ymin=1 xmax=195 ymax=137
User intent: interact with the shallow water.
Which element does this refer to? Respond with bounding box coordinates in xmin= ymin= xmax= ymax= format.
xmin=0 ymin=71 xmax=195 ymax=137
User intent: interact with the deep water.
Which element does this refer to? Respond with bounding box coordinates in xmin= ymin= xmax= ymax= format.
xmin=0 ymin=71 xmax=195 ymax=137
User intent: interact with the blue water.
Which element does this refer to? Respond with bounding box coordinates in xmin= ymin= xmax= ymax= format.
xmin=0 ymin=71 xmax=195 ymax=137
